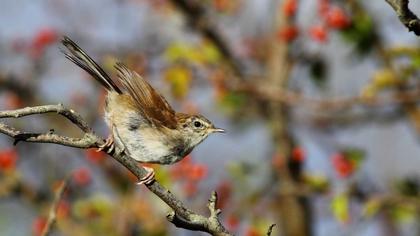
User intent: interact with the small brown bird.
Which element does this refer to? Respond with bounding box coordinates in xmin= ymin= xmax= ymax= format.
xmin=61 ymin=36 xmax=224 ymax=185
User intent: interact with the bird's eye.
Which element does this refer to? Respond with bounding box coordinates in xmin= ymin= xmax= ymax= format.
xmin=193 ymin=121 xmax=202 ymax=128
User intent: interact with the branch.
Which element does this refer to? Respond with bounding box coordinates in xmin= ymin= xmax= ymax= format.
xmin=385 ymin=0 xmax=420 ymax=36
xmin=266 ymin=224 xmax=276 ymax=236
xmin=41 ymin=178 xmax=69 ymax=236
xmin=166 ymin=192 xmax=227 ymax=234
xmin=236 ymin=83 xmax=420 ymax=111
xmin=0 ymin=104 xmax=232 ymax=236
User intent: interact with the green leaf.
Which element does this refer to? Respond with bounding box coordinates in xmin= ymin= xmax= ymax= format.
xmin=392 ymin=203 xmax=416 ymax=223
xmin=73 ymin=194 xmax=112 ymax=219
xmin=331 ymin=193 xmax=350 ymax=223
xmin=412 ymin=55 xmax=420 ymax=69
xmin=304 ymin=174 xmax=329 ymax=192
xmin=164 ymin=65 xmax=192 ymax=99
xmin=362 ymin=198 xmax=382 ymax=218
xmin=200 ymin=41 xmax=222 ymax=64
xmin=340 ymin=13 xmax=377 ymax=54
xmin=164 ymin=41 xmax=221 ymax=65
xmin=342 ymin=148 xmax=365 ymax=169
xmin=396 ymin=177 xmax=420 ymax=196
xmin=219 ymin=91 xmax=247 ymax=110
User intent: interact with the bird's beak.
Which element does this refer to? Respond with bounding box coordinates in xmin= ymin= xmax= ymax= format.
xmin=211 ymin=127 xmax=225 ymax=133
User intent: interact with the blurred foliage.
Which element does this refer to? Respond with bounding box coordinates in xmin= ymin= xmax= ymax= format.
xmin=331 ymin=192 xmax=350 ymax=223
xmin=308 ymin=56 xmax=328 ymax=87
xmin=1 ymin=0 xmax=420 ymax=235
xmin=340 ymin=11 xmax=377 ymax=54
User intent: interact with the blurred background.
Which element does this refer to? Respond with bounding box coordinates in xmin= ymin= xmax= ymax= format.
xmin=1 ymin=0 xmax=420 ymax=235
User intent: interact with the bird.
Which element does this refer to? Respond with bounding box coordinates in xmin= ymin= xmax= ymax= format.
xmin=61 ymin=36 xmax=224 ymax=185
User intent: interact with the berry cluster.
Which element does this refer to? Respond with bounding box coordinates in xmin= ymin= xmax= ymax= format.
xmin=278 ymin=0 xmax=350 ymax=43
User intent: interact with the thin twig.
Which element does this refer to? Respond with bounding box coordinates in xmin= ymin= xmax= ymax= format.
xmin=40 ymin=178 xmax=69 ymax=236
xmin=266 ymin=224 xmax=276 ymax=236
xmin=167 ymin=192 xmax=227 ymax=235
xmin=0 ymin=104 xmax=232 ymax=236
xmin=0 ymin=104 xmax=92 ymax=132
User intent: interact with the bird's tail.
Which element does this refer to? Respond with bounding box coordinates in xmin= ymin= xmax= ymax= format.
xmin=61 ymin=36 xmax=122 ymax=94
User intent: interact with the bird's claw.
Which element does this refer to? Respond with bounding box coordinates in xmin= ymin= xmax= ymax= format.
xmin=97 ymin=136 xmax=115 ymax=154
xmin=136 ymin=166 xmax=155 ymax=185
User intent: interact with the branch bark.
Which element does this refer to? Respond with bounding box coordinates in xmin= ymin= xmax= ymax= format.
xmin=385 ymin=0 xmax=420 ymax=36
xmin=0 ymin=104 xmax=231 ymax=236
xmin=167 ymin=191 xmax=227 ymax=235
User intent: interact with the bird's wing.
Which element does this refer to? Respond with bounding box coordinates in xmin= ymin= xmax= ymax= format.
xmin=115 ymin=63 xmax=177 ymax=129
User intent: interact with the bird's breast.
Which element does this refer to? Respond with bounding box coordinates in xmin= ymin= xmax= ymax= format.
xmin=119 ymin=125 xmax=187 ymax=164
xmin=103 ymin=95 xmax=189 ymax=164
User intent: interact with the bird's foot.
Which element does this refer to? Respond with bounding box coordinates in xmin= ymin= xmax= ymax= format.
xmin=136 ymin=166 xmax=155 ymax=185
xmin=97 ymin=135 xmax=115 ymax=154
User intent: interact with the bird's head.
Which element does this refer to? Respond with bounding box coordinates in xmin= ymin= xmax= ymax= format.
xmin=177 ymin=114 xmax=224 ymax=149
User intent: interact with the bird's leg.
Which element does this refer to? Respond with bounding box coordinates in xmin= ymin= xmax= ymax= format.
xmin=111 ymin=125 xmax=126 ymax=156
xmin=97 ymin=124 xmax=123 ymax=154
xmin=136 ymin=166 xmax=155 ymax=185
xmin=97 ymin=134 xmax=115 ymax=154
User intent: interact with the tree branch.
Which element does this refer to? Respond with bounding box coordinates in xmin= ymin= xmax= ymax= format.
xmin=166 ymin=192 xmax=229 ymax=235
xmin=0 ymin=104 xmax=232 ymax=236
xmin=385 ymin=0 xmax=420 ymax=36
xmin=236 ymin=83 xmax=420 ymax=111
xmin=41 ymin=178 xmax=68 ymax=236
xmin=266 ymin=224 xmax=276 ymax=236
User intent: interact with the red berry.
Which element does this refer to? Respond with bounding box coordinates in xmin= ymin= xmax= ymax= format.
xmin=169 ymin=165 xmax=183 ymax=180
xmin=309 ymin=25 xmax=328 ymax=43
xmin=32 ymin=217 xmax=47 ymax=236
xmin=57 ymin=200 xmax=70 ymax=218
xmin=272 ymin=153 xmax=285 ymax=169
xmin=226 ymin=214 xmax=240 ymax=231
xmin=0 ymin=149 xmax=18 ymax=171
xmin=184 ymin=181 xmax=198 ymax=197
xmin=5 ymin=92 xmax=23 ymax=109
xmin=170 ymin=155 xmax=193 ymax=180
xmin=282 ymin=0 xmax=297 ymax=17
xmin=326 ymin=7 xmax=350 ymax=29
xmin=32 ymin=28 xmax=58 ymax=49
xmin=332 ymin=153 xmax=354 ymax=178
xmin=318 ymin=0 xmax=330 ymax=17
xmin=29 ymin=27 xmax=58 ymax=59
xmin=85 ymin=149 xmax=106 ymax=163
xmin=188 ymin=164 xmax=208 ymax=181
xmin=245 ymin=227 xmax=261 ymax=236
xmin=216 ymin=180 xmax=232 ymax=209
xmin=278 ymin=25 xmax=299 ymax=42
xmin=213 ymin=0 xmax=231 ymax=12
xmin=291 ymin=147 xmax=305 ymax=162
xmin=72 ymin=167 xmax=92 ymax=186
